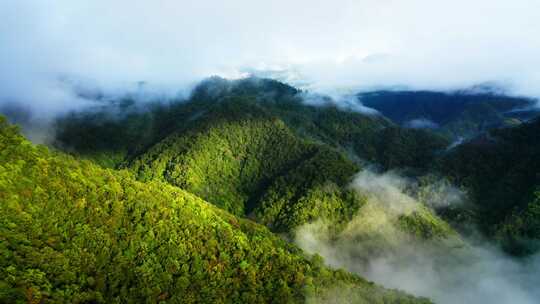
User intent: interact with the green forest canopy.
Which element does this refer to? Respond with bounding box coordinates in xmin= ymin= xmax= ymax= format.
xmin=0 ymin=115 xmax=430 ymax=303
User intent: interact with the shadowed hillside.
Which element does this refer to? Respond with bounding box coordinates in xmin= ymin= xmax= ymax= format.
xmin=438 ymin=118 xmax=540 ymax=255
xmin=360 ymin=90 xmax=538 ymax=139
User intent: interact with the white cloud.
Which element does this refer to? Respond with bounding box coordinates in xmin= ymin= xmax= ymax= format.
xmin=1 ymin=0 xmax=540 ymax=114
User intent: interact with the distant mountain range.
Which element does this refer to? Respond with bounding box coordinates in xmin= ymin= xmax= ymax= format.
xmin=359 ymin=90 xmax=539 ymax=140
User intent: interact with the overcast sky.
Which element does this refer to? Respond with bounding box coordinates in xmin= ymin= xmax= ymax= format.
xmin=1 ymin=0 xmax=540 ymax=114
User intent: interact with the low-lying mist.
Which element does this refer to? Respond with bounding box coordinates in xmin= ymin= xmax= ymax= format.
xmin=296 ymin=170 xmax=540 ymax=304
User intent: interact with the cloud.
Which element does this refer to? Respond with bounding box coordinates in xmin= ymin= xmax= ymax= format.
xmin=348 ymin=170 xmax=419 ymax=213
xmin=300 ymin=92 xmax=380 ymax=115
xmin=295 ymin=170 xmax=540 ymax=304
xmin=404 ymin=118 xmax=440 ymax=129
xmin=1 ymin=0 xmax=540 ymax=119
xmin=362 ymin=244 xmax=540 ymax=304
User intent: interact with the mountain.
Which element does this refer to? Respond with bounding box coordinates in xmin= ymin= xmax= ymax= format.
xmin=47 ymin=78 xmax=463 ymax=301
xmin=0 ymin=115 xmax=432 ymax=303
xmin=437 ymin=118 xmax=540 ymax=255
xmin=53 ymin=78 xmax=540 ymax=257
xmin=54 ymin=77 xmax=449 ymax=171
xmin=54 ymin=78 xmax=454 ymax=237
xmin=353 ymin=89 xmax=540 ymax=255
xmin=359 ymin=90 xmax=539 ymax=140
xmin=5 ymin=76 xmax=540 ymax=302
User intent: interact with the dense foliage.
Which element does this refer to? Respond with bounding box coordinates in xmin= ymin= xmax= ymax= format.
xmin=51 ymin=78 xmax=462 ymax=244
xmin=439 ymin=118 xmax=540 ymax=255
xmin=4 ymin=76 xmax=540 ymax=302
xmin=360 ymin=90 xmax=537 ymax=139
xmin=127 ymin=100 xmax=310 ymax=216
xmin=54 ymin=77 xmax=448 ymax=172
xmin=0 ymin=116 xmax=431 ymax=303
xmin=253 ymin=149 xmax=362 ymax=232
xmin=51 ymin=78 xmax=450 ymax=238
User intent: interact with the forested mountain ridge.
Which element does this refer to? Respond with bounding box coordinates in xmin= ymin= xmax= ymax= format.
xmin=117 ymin=80 xmax=457 ymax=249
xmin=4 ymin=76 xmax=540 ymax=303
xmin=51 ymin=77 xmax=540 ymax=254
xmin=54 ymin=77 xmax=449 ymax=171
xmin=40 ymin=78 xmax=540 ymax=250
xmin=0 ymin=115 xmax=432 ymax=303
xmin=125 ymin=99 xmax=360 ymax=222
xmin=360 ymin=90 xmax=538 ymax=140
xmin=0 ymin=78 xmax=461 ymax=303
xmin=437 ymin=118 xmax=540 ymax=255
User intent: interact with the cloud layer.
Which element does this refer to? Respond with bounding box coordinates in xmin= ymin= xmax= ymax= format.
xmin=1 ymin=0 xmax=540 ymax=114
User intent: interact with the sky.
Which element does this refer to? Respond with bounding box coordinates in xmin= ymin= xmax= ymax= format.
xmin=1 ymin=0 xmax=540 ymax=115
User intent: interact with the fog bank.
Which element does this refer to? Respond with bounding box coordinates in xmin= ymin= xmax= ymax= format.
xmin=296 ymin=170 xmax=540 ymax=304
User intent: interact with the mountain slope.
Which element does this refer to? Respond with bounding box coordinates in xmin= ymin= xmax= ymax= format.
xmin=54 ymin=78 xmax=449 ymax=172
xmin=51 ymin=78 xmax=459 ymax=247
xmin=0 ymin=116 xmax=431 ymax=303
xmin=122 ymin=92 xmax=453 ymax=241
xmin=126 ymin=100 xmax=316 ymax=216
xmin=438 ymin=118 xmax=540 ymax=254
xmin=360 ymin=90 xmax=538 ymax=139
